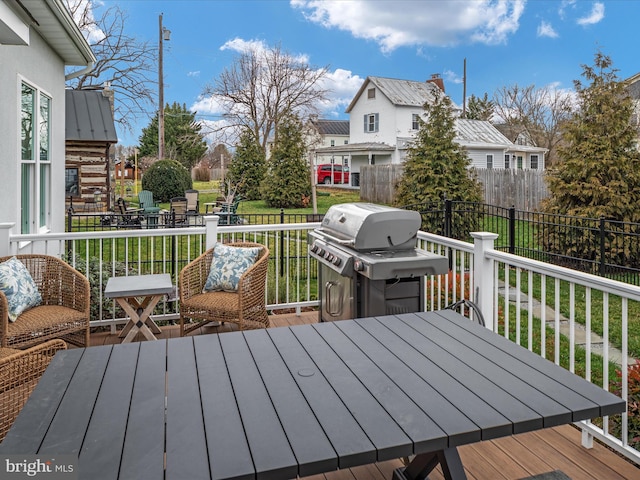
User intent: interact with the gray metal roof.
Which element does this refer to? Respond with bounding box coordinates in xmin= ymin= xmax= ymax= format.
xmin=66 ymin=89 xmax=117 ymax=142
xmin=315 ymin=142 xmax=395 ymax=154
xmin=454 ymin=119 xmax=511 ymax=147
xmin=312 ymin=119 xmax=350 ymax=136
xmin=346 ymin=76 xmax=461 ymax=113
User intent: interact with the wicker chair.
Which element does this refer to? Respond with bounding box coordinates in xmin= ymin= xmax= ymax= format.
xmin=0 ymin=255 xmax=91 ymax=349
xmin=179 ymin=242 xmax=270 ymax=335
xmin=0 ymin=339 xmax=67 ymax=442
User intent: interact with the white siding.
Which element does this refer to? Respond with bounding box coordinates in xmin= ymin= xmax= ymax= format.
xmin=0 ymin=29 xmax=67 ymax=235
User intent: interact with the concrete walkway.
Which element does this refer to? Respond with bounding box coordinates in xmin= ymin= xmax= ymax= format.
xmin=499 ymin=284 xmax=635 ymax=366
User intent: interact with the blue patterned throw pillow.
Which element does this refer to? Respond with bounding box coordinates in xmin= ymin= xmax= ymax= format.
xmin=204 ymin=244 xmax=262 ymax=292
xmin=0 ymin=257 xmax=42 ymax=322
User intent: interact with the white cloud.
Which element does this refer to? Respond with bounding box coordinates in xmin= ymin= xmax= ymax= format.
xmin=317 ymin=68 xmax=364 ymax=115
xmin=577 ymin=2 xmax=604 ymax=26
xmin=187 ymin=71 xmax=200 ymax=78
xmin=537 ymin=21 xmax=558 ymax=38
xmin=65 ymin=0 xmax=106 ymax=44
xmin=291 ymin=0 xmax=526 ymax=53
xmin=558 ymin=0 xmax=576 ymax=20
xmin=443 ymin=70 xmax=463 ymax=85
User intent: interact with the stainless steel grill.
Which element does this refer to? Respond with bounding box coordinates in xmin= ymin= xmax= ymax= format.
xmin=309 ymin=203 xmax=448 ymax=321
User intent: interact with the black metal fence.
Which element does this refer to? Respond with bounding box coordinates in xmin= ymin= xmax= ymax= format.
xmin=67 ymin=202 xmax=640 ymax=285
xmin=406 ymin=200 xmax=640 ymax=285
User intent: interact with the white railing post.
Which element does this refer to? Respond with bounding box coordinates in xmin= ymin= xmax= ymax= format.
xmin=470 ymin=232 xmax=499 ymax=331
xmin=204 ymin=215 xmax=220 ymax=250
xmin=0 ymin=223 xmax=15 ymax=256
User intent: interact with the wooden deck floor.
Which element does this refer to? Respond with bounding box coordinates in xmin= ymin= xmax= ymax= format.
xmin=89 ymin=312 xmax=640 ymax=480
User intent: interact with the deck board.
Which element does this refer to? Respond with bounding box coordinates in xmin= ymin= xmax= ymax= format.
xmin=88 ymin=311 xmax=640 ymax=480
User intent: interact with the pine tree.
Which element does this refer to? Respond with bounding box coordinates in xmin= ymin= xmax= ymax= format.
xmin=395 ymin=91 xmax=483 ymax=237
xmin=543 ymin=51 xmax=640 ymax=221
xmin=260 ymin=113 xmax=311 ymax=208
xmin=541 ymin=51 xmax=640 ymax=270
xmin=227 ymin=128 xmax=266 ymax=200
xmin=138 ymin=102 xmax=207 ymax=170
xmin=465 ymin=93 xmax=494 ymax=121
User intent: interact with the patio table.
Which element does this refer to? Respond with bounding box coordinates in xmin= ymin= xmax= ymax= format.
xmin=0 ymin=310 xmax=625 ymax=480
xmin=104 ymin=273 xmax=173 ymax=343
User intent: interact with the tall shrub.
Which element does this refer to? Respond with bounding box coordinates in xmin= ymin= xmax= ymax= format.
xmin=228 ymin=128 xmax=266 ymax=200
xmin=260 ymin=113 xmax=311 ymax=208
xmin=394 ymin=90 xmax=483 ymax=238
xmin=141 ymin=159 xmax=192 ymax=202
xmin=541 ymin=51 xmax=640 ymax=269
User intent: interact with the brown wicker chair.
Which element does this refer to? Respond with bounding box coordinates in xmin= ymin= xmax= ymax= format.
xmin=0 ymin=255 xmax=91 ymax=349
xmin=0 ymin=339 xmax=67 ymax=442
xmin=179 ymin=242 xmax=270 ymax=335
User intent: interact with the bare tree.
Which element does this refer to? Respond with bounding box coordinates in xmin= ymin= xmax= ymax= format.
xmin=493 ymin=84 xmax=575 ymax=166
xmin=64 ymin=1 xmax=157 ymax=134
xmin=202 ymin=44 xmax=330 ymax=153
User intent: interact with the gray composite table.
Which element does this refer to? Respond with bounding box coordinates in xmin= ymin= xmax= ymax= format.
xmin=0 ymin=310 xmax=626 ymax=480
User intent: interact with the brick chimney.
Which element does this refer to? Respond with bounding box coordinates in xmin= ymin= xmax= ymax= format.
xmin=102 ymin=82 xmax=115 ymax=115
xmin=426 ymin=73 xmax=445 ymax=92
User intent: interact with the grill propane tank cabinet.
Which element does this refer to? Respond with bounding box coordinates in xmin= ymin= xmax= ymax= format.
xmin=309 ymin=203 xmax=449 ymax=322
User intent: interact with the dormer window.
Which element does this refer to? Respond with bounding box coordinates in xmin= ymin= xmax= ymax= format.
xmin=367 ymin=88 xmax=376 ymax=99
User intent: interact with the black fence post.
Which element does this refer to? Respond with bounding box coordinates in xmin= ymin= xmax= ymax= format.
xmin=599 ymin=216 xmax=606 ymax=277
xmin=444 ymin=199 xmax=452 ymax=238
xmin=280 ymin=208 xmax=285 ymax=276
xmin=509 ymin=205 xmax=516 ymax=255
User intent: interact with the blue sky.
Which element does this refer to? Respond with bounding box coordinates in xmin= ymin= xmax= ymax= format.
xmin=92 ymin=0 xmax=640 ymax=146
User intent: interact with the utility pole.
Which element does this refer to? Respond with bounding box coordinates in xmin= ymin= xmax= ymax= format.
xmin=158 ymin=14 xmax=170 ymax=160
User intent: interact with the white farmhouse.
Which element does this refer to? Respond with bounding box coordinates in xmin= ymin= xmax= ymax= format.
xmin=315 ymin=75 xmax=546 ymax=186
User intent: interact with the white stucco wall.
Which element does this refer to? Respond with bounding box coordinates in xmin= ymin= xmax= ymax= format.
xmin=0 ymin=29 xmax=67 ymax=235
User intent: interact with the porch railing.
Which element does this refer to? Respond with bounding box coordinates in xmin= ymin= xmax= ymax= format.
xmin=2 ymin=220 xmax=638 ymax=463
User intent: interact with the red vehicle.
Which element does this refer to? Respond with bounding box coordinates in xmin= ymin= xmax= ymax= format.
xmin=316 ymin=164 xmax=350 ymax=185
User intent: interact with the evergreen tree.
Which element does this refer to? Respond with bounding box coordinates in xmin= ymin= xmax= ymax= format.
xmin=227 ymin=129 xmax=266 ymax=200
xmin=260 ymin=113 xmax=311 ymax=208
xmin=541 ymin=51 xmax=640 ymax=270
xmin=543 ymin=51 xmax=640 ymax=221
xmin=395 ymin=91 xmax=483 ymax=237
xmin=138 ymin=102 xmax=207 ymax=170
xmin=465 ymin=93 xmax=494 ymax=121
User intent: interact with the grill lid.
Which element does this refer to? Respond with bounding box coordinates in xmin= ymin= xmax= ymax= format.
xmin=317 ymin=203 xmax=421 ymax=251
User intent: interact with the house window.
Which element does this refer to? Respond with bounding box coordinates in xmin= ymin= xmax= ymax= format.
xmin=531 ymin=155 xmax=539 ymax=169
xmin=66 ymin=168 xmax=79 ymax=196
xmin=367 ymin=88 xmax=375 ymax=99
xmin=517 ymin=156 xmax=523 ymax=169
xmin=486 ymin=154 xmax=493 ymax=169
xmin=505 ymin=154 xmax=510 ymax=169
xmin=412 ymin=114 xmax=420 ymax=130
xmin=364 ymin=113 xmax=379 ymax=133
xmin=21 ymin=81 xmax=51 ymax=233
xmin=330 ymin=140 xmax=335 ymax=147
xmin=344 ymin=140 xmax=348 ymax=144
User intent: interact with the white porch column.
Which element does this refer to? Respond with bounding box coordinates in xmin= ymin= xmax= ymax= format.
xmin=470 ymin=232 xmax=499 ymax=331
xmin=0 ymin=223 xmax=15 ymax=257
xmin=203 ymin=215 xmax=220 ymax=250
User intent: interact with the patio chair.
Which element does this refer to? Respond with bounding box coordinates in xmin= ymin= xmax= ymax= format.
xmin=179 ymin=242 xmax=270 ymax=335
xmin=185 ymin=189 xmax=199 ymax=216
xmin=167 ymin=196 xmax=188 ymax=226
xmin=0 ymin=339 xmax=66 ymax=442
xmin=217 ymin=197 xmax=242 ymax=225
xmin=115 ymin=198 xmax=143 ymax=227
xmin=0 ymin=254 xmax=91 ymax=349
xmin=138 ymin=190 xmax=161 ymax=214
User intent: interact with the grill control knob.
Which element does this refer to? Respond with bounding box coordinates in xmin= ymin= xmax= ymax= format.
xmin=353 ymin=259 xmax=364 ymax=272
xmin=310 ymin=244 xmax=319 ymax=253
xmin=333 ymin=257 xmax=342 ymax=267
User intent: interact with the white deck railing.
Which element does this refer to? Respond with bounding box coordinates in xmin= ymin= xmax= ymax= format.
xmin=2 ymin=221 xmax=637 ymax=463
